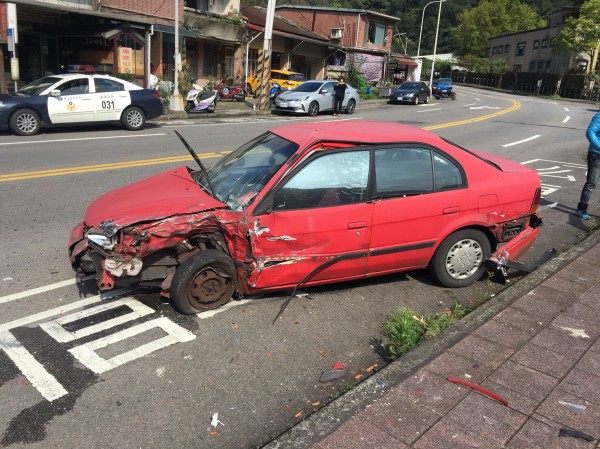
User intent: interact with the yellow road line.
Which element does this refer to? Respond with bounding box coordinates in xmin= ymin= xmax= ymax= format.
xmin=1 ymin=96 xmax=520 ymax=183
xmin=0 ymin=153 xmax=226 ymax=182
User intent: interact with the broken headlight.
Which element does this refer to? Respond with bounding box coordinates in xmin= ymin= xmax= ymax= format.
xmin=86 ymin=231 xmax=117 ymax=250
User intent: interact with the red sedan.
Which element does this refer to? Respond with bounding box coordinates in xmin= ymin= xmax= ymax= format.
xmin=69 ymin=121 xmax=542 ymax=314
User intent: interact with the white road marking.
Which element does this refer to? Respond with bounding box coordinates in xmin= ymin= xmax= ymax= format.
xmin=40 ymin=297 xmax=155 ymax=343
xmin=522 ymin=159 xmax=586 ymax=168
xmin=197 ymin=299 xmax=253 ymax=319
xmin=562 ymin=116 xmax=570 ymax=123
xmin=69 ymin=317 xmax=196 ymax=374
xmin=464 ymin=103 xmax=478 ymax=106
xmin=418 ymin=108 xmax=442 ymax=113
xmin=0 ymin=134 xmax=167 ymax=146
xmin=564 ymin=107 xmax=570 ymax=112
xmin=0 ymin=275 xmax=95 ymax=304
xmin=470 ymin=106 xmax=500 ymax=110
xmin=0 ymin=289 xmax=134 ymax=333
xmin=502 ymin=135 xmax=541 ymax=147
xmin=0 ymin=330 xmax=68 ymax=401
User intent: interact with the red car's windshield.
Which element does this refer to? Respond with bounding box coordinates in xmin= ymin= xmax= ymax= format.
xmin=200 ymin=133 xmax=298 ymax=210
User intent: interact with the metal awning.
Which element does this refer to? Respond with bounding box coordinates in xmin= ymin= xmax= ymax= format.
xmin=392 ymin=57 xmax=419 ymax=67
xmin=153 ymin=24 xmax=199 ymax=38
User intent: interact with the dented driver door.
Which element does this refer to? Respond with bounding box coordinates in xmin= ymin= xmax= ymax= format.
xmin=248 ymin=149 xmax=372 ymax=290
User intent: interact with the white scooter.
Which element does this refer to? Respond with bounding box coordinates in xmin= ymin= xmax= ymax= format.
xmin=185 ymin=84 xmax=217 ymax=113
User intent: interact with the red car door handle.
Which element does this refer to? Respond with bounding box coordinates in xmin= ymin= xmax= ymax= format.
xmin=347 ymin=221 xmax=367 ymax=229
xmin=443 ymin=206 xmax=460 ymax=214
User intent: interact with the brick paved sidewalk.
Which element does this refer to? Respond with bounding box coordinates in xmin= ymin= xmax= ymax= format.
xmin=266 ymin=232 xmax=600 ymax=449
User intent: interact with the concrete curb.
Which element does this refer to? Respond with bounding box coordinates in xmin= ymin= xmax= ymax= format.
xmin=262 ymin=229 xmax=600 ymax=449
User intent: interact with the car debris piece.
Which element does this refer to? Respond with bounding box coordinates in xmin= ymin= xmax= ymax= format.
xmin=558 ymin=401 xmax=587 ymax=413
xmin=320 ymin=363 xmax=348 ymax=383
xmin=558 ymin=428 xmax=594 ymax=441
xmin=447 ymin=377 xmax=508 ymax=406
xmin=211 ymin=413 xmax=224 ymax=428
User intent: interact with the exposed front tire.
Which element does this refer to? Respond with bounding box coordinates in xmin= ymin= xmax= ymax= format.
xmin=451 ymin=92 xmax=457 ymax=100
xmin=345 ymin=99 xmax=356 ymax=114
xmin=429 ymin=229 xmax=491 ymax=288
xmin=207 ymin=101 xmax=216 ymax=113
xmin=413 ymin=96 xmax=419 ymax=105
xmin=121 ymin=106 xmax=146 ymax=131
xmin=236 ymin=90 xmax=246 ymax=102
xmin=10 ymin=109 xmax=41 ymax=136
xmin=308 ymin=101 xmax=319 ymax=116
xmin=170 ymin=250 xmax=237 ymax=314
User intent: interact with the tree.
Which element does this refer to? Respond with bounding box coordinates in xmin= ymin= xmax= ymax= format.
xmin=556 ymin=0 xmax=600 ymax=74
xmin=452 ymin=0 xmax=544 ymax=58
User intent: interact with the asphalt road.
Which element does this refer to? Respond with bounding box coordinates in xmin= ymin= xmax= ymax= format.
xmin=0 ymin=87 xmax=597 ymax=448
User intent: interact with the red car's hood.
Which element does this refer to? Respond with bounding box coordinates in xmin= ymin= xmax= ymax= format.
xmin=85 ymin=166 xmax=226 ymax=231
xmin=470 ymin=150 xmax=534 ymax=173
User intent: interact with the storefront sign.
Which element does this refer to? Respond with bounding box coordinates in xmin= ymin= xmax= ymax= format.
xmin=0 ymin=3 xmax=7 ymax=43
xmin=118 ymin=47 xmax=133 ymax=74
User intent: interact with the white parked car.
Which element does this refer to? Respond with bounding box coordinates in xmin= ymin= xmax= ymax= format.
xmin=274 ymin=80 xmax=359 ymax=116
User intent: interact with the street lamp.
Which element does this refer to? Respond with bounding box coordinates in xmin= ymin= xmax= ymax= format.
xmin=417 ymin=0 xmax=445 ymax=58
xmin=428 ymin=0 xmax=443 ymax=100
xmin=394 ymin=32 xmax=408 ymax=55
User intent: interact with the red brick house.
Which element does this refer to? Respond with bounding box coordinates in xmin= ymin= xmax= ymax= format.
xmin=275 ymin=5 xmax=400 ymax=83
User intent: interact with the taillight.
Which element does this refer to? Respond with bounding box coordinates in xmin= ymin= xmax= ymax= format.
xmin=530 ymin=187 xmax=541 ymax=214
xmin=153 ymin=91 xmax=160 ymax=99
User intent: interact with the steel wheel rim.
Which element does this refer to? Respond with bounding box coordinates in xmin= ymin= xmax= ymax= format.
xmin=445 ymin=238 xmax=483 ymax=279
xmin=347 ymin=101 xmax=355 ymax=113
xmin=17 ymin=114 xmax=37 ymax=133
xmin=127 ymin=110 xmax=143 ymax=128
xmin=309 ymin=103 xmax=318 ymax=115
xmin=187 ymin=268 xmax=233 ymax=309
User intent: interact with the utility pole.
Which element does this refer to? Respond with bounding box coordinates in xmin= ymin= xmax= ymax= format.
xmin=255 ymin=0 xmax=275 ymax=110
xmin=170 ymin=0 xmax=183 ymax=111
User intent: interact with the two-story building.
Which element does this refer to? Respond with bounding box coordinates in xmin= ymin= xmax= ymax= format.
xmin=275 ymin=5 xmax=399 ymax=83
xmin=488 ymin=7 xmax=588 ymax=74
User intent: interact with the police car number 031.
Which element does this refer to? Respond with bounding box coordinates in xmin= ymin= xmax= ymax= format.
xmin=102 ymin=100 xmax=115 ymax=109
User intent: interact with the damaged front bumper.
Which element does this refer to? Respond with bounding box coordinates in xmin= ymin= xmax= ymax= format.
xmin=487 ymin=214 xmax=554 ymax=282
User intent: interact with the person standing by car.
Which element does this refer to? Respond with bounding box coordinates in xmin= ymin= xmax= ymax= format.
xmin=333 ymin=77 xmax=347 ymax=116
xmin=577 ymin=110 xmax=600 ymax=219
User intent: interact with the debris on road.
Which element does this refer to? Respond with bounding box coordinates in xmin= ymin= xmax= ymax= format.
xmin=320 ymin=363 xmax=348 ymax=382
xmin=211 ymin=413 xmax=224 ymax=428
xmin=447 ymin=377 xmax=508 ymax=406
xmin=558 ymin=428 xmax=594 ymax=441
xmin=558 ymin=401 xmax=587 ymax=413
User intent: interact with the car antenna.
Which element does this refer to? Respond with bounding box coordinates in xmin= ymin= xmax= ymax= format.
xmin=173 ymin=129 xmax=217 ymax=198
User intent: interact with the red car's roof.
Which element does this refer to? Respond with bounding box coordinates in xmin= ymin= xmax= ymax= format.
xmin=270 ymin=120 xmax=441 ymax=146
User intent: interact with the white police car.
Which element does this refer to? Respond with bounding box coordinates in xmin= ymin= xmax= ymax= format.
xmin=0 ymin=73 xmax=163 ymax=136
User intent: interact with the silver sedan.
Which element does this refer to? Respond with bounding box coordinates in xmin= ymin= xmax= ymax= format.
xmin=274 ymin=80 xmax=359 ymax=116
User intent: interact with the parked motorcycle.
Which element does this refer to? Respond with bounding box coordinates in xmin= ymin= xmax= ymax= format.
xmin=215 ymin=78 xmax=246 ymax=102
xmin=185 ymin=84 xmax=217 ymax=113
xmin=269 ymin=81 xmax=282 ymax=106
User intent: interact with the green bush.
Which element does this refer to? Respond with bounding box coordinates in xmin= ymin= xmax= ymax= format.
xmin=383 ymin=303 xmax=466 ymax=359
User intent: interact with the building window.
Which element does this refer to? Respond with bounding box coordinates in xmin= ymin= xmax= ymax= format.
xmin=550 ymin=37 xmax=555 ymax=47
xmin=497 ymin=46 xmax=503 ymax=54
xmin=504 ymin=44 xmax=510 ymax=53
xmin=541 ymin=38 xmax=548 ymax=48
xmin=203 ymin=43 xmax=218 ymax=77
xmin=529 ymin=61 xmax=536 ymax=72
xmin=545 ymin=60 xmax=552 ymax=72
xmin=516 ymin=42 xmax=526 ymax=56
xmin=533 ymin=40 xmax=540 ymax=49
xmin=367 ymin=22 xmax=386 ymax=46
xmin=492 ymin=46 xmax=498 ymax=55
xmin=537 ymin=61 xmax=544 ymax=72
xmin=185 ymin=0 xmax=208 ymax=11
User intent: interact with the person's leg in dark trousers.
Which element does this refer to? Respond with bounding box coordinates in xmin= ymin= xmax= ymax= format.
xmin=334 ymin=97 xmax=343 ymax=116
xmin=578 ymin=153 xmax=600 ymax=218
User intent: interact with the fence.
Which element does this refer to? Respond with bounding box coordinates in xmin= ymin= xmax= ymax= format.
xmin=450 ymin=72 xmax=597 ymax=100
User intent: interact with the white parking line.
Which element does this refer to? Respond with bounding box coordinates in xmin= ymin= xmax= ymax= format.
xmin=418 ymin=108 xmax=442 ymax=113
xmin=0 ymin=275 xmax=94 ymax=304
xmin=562 ymin=116 xmax=570 ymax=123
xmin=0 ymin=330 xmax=68 ymax=401
xmin=502 ymin=135 xmax=541 ymax=147
xmin=0 ymin=289 xmax=134 ymax=333
xmin=0 ymin=133 xmax=167 ymax=146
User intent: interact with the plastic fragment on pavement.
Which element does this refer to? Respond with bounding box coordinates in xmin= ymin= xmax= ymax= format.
xmin=447 ymin=377 xmax=508 ymax=406
xmin=558 ymin=428 xmax=594 ymax=441
xmin=558 ymin=401 xmax=587 ymax=413
xmin=320 ymin=363 xmax=348 ymax=382
xmin=312 ymin=401 xmax=320 ymax=407
xmin=211 ymin=413 xmax=224 ymax=428
xmin=366 ymin=364 xmax=378 ymax=372
xmin=294 ymin=411 xmax=303 ymax=418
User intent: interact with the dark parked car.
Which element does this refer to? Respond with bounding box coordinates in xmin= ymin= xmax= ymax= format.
xmin=0 ymin=74 xmax=163 ymax=136
xmin=69 ymin=120 xmax=543 ymax=315
xmin=389 ymin=81 xmax=430 ymax=105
